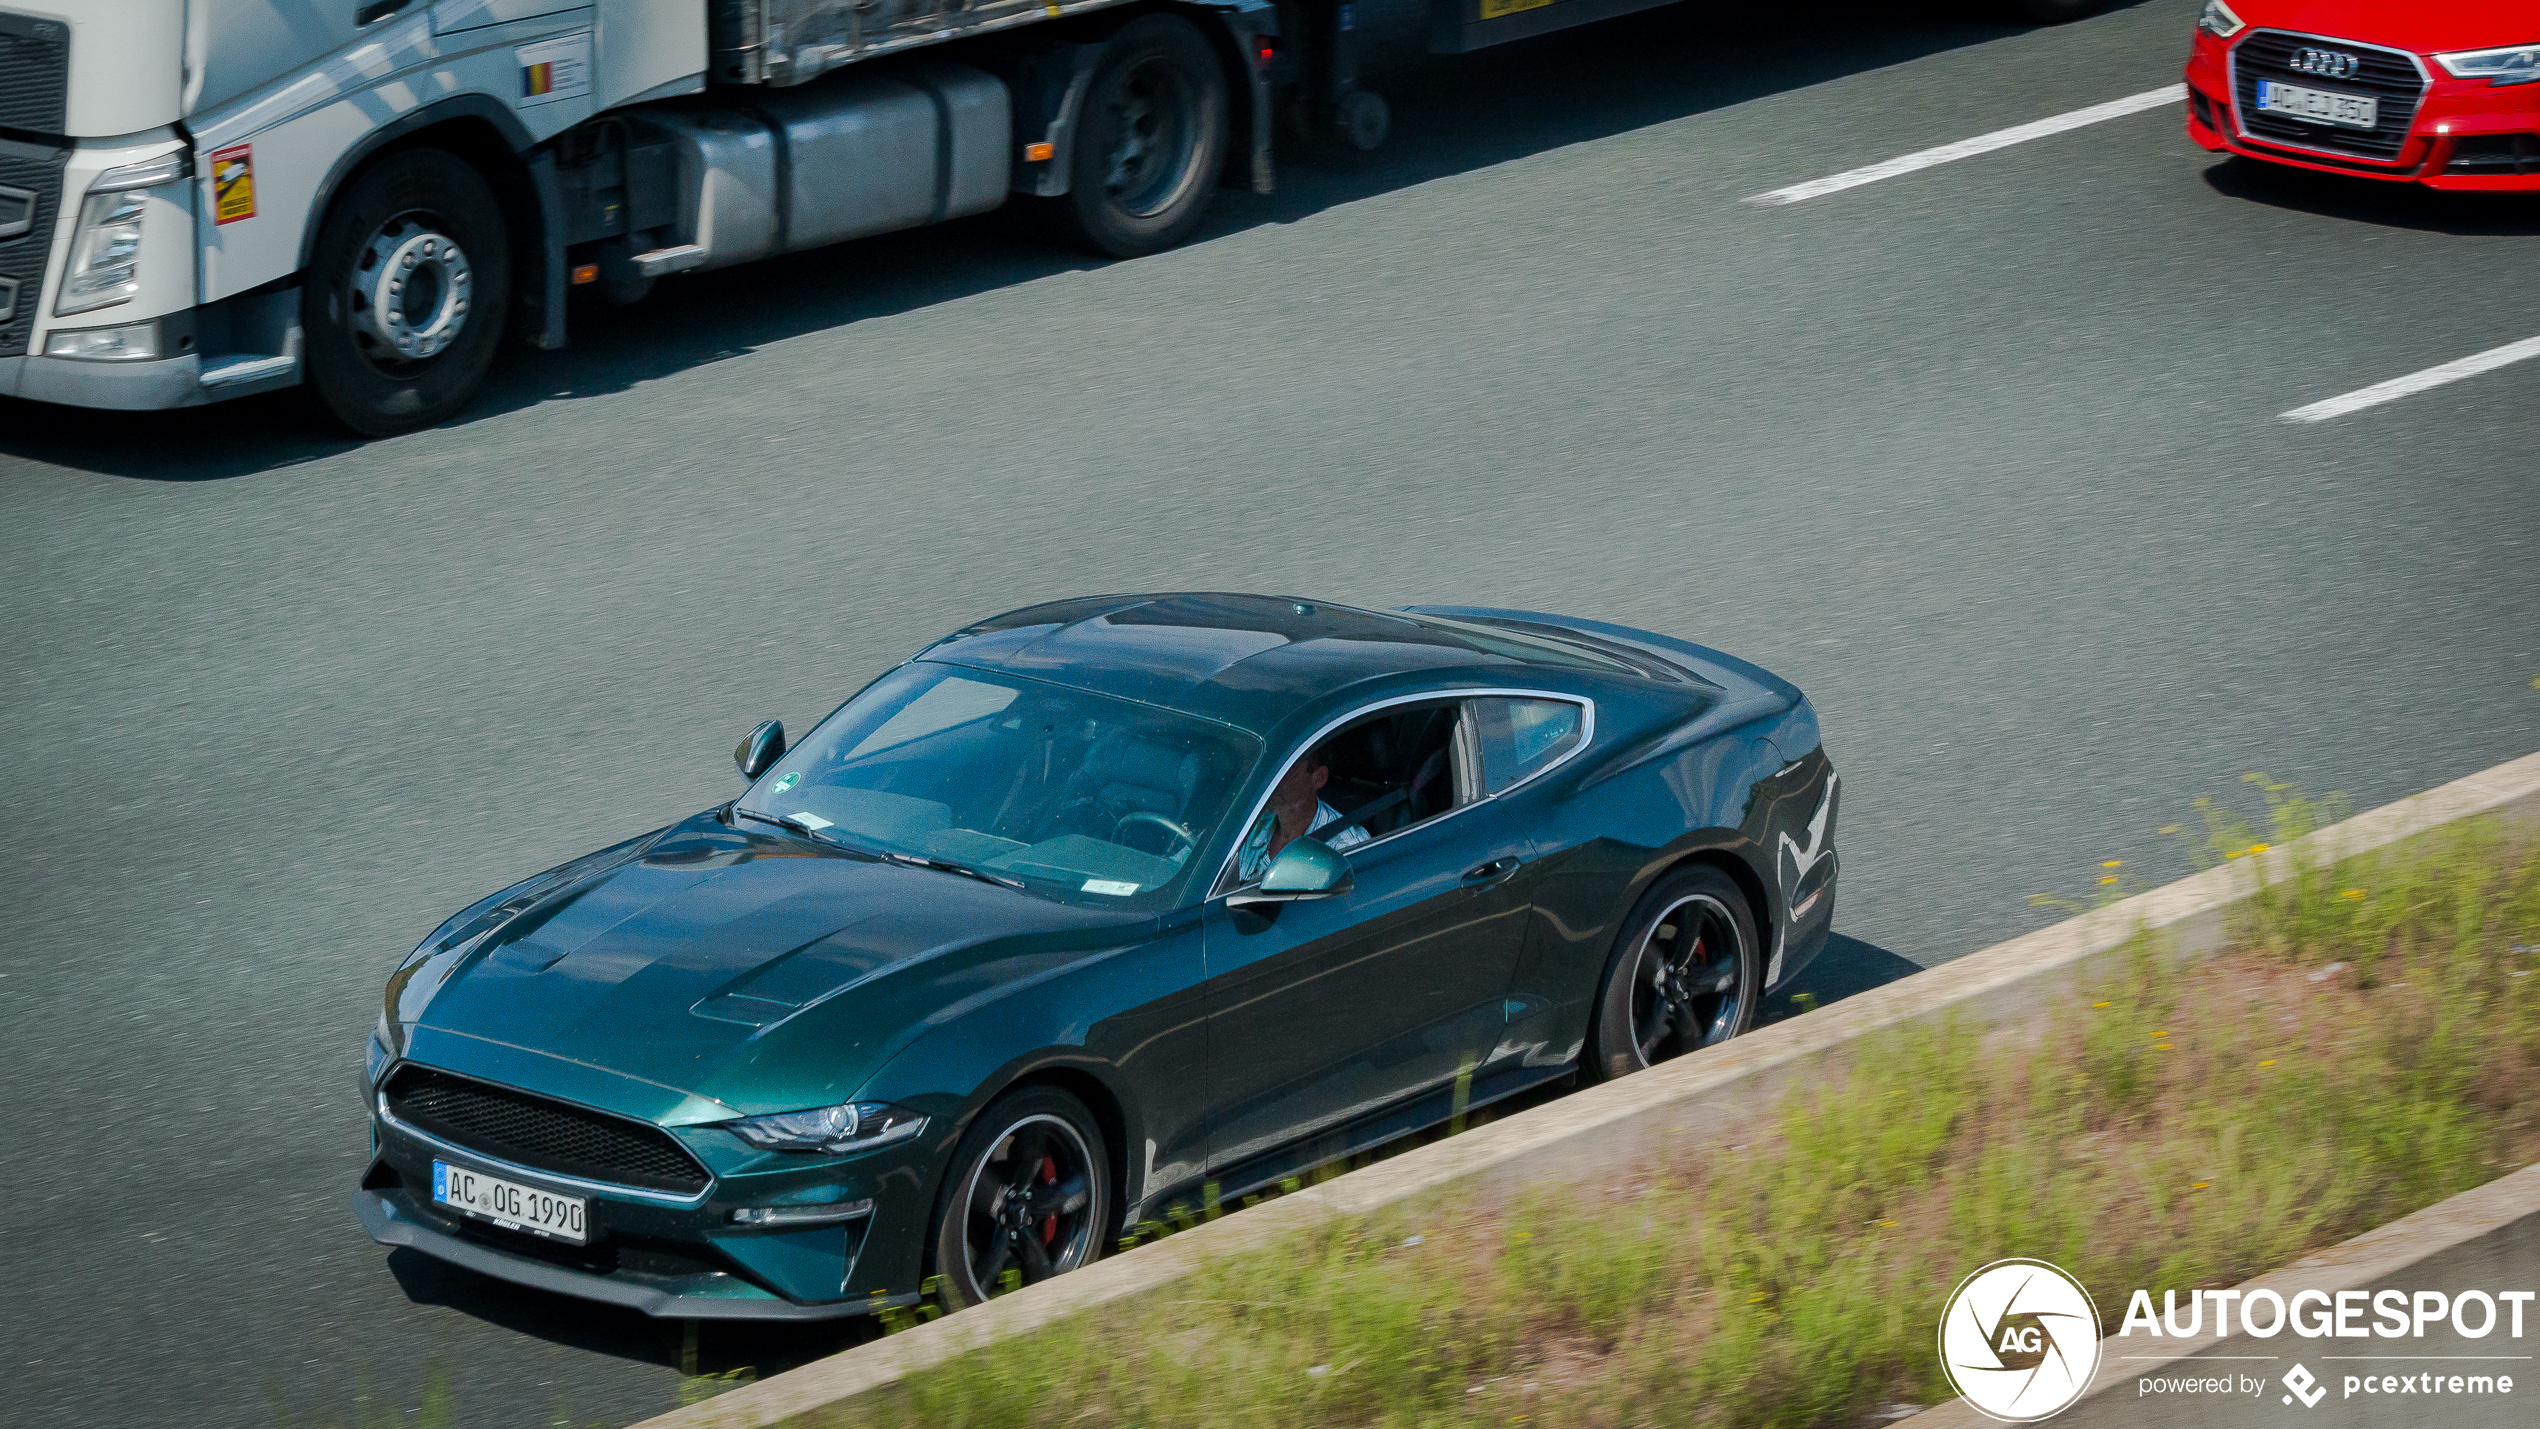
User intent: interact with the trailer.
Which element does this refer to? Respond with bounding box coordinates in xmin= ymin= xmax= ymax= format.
xmin=0 ymin=0 xmax=2101 ymax=436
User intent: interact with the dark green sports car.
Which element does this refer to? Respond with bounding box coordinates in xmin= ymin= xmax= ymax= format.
xmin=354 ymin=594 xmax=1838 ymax=1318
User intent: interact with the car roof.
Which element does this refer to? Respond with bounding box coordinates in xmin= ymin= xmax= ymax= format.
xmin=916 ymin=593 xmax=1662 ymax=737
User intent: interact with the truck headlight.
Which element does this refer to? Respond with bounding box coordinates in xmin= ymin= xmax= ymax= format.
xmin=2195 ymin=0 xmax=2243 ymax=38
xmin=724 ymin=1102 xmax=928 ymax=1155
xmin=54 ymin=152 xmax=188 ymax=317
xmin=2437 ymin=44 xmax=2540 ymax=87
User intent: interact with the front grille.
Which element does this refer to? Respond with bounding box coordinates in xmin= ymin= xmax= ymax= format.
xmin=386 ymin=1065 xmax=712 ymax=1195
xmin=2448 ymin=134 xmax=2540 ymax=175
xmin=2233 ymin=31 xmax=2427 ymax=163
xmin=0 ymin=10 xmax=70 ymax=134
xmin=0 ymin=134 xmax=65 ymax=359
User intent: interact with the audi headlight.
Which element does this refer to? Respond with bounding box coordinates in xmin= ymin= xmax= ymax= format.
xmin=54 ymin=152 xmax=188 ymax=317
xmin=724 ymin=1101 xmax=927 ymax=1155
xmin=2436 ymin=43 xmax=2540 ymax=87
xmin=2195 ymin=0 xmax=2244 ymax=39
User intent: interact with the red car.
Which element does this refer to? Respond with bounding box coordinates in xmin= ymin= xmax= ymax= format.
xmin=2185 ymin=0 xmax=2540 ymax=189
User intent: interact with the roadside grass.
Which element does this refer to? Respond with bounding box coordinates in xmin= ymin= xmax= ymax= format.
xmin=831 ymin=800 xmax=2540 ymax=1429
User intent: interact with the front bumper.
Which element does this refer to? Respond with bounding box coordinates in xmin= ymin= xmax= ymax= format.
xmin=352 ymin=1185 xmax=915 ymax=1319
xmin=360 ymin=1071 xmax=941 ymax=1319
xmin=2186 ymin=30 xmax=2540 ymax=190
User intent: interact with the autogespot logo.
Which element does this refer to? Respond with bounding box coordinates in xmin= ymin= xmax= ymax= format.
xmin=1940 ymin=1259 xmax=2104 ymax=1422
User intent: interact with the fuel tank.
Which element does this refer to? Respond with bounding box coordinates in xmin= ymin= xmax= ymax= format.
xmin=625 ymin=56 xmax=1009 ymax=269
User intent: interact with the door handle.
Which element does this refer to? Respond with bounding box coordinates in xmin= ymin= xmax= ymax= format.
xmin=1460 ymin=856 xmax=1521 ymax=888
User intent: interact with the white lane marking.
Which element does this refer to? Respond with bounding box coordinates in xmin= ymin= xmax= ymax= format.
xmin=1744 ymin=84 xmax=2186 ymax=206
xmin=2280 ymin=334 xmax=2540 ymax=422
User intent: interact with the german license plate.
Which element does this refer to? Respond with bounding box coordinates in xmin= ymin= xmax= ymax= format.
xmin=2256 ymin=79 xmax=2377 ymax=131
xmin=432 ymin=1160 xmax=588 ymax=1244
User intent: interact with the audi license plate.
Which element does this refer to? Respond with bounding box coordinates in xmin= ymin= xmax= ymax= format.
xmin=2256 ymin=79 xmax=2377 ymax=131
xmin=432 ymin=1160 xmax=588 ymax=1243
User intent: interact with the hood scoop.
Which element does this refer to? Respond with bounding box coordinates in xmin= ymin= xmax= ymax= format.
xmin=689 ymin=906 xmax=990 ymax=1027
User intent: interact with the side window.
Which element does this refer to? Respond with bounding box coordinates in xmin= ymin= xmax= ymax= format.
xmin=1225 ymin=701 xmax=1471 ymax=888
xmin=1469 ymin=697 xmax=1586 ymax=795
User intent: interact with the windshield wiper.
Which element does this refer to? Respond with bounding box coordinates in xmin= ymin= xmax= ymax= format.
xmin=882 ymin=851 xmax=1028 ymax=893
xmin=730 ymin=807 xmax=883 ymax=858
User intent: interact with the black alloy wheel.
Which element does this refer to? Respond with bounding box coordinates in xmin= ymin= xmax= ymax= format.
xmin=929 ymin=1086 xmax=1111 ymax=1309
xmin=1590 ymin=866 xmax=1760 ymax=1080
xmin=1050 ymin=15 xmax=1227 ymax=257
xmin=302 ymin=148 xmax=512 ymax=437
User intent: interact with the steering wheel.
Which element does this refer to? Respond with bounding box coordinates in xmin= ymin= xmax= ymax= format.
xmin=1113 ymin=810 xmax=1196 ymax=856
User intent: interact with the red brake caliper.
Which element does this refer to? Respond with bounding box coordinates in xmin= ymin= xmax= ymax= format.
xmin=1038 ymin=1154 xmax=1059 ymax=1245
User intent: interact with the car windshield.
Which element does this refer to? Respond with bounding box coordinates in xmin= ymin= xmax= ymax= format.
xmin=736 ymin=662 xmax=1260 ymax=909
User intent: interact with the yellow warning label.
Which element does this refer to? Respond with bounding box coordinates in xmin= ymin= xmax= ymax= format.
xmin=1478 ymin=0 xmax=1553 ymax=17
xmin=212 ymin=143 xmax=255 ymax=225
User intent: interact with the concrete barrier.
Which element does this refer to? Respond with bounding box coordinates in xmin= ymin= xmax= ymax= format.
xmin=634 ymin=750 xmax=2540 ymax=1429
xmin=1912 ymin=1161 xmax=2540 ymax=1429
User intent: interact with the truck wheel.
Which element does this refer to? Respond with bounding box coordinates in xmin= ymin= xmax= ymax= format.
xmin=1055 ymin=14 xmax=1227 ymax=257
xmin=302 ymin=149 xmax=511 ymax=437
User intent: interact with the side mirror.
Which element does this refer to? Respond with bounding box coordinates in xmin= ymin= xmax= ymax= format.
xmin=734 ymin=719 xmax=786 ymax=781
xmin=1227 ymin=837 xmax=1355 ymax=908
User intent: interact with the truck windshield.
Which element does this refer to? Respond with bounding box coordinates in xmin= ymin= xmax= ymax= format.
xmin=736 ymin=661 xmax=1260 ymax=909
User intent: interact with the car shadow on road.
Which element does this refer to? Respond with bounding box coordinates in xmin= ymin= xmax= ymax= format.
xmin=2198 ymin=154 xmax=2540 ymax=236
xmin=0 ymin=0 xmax=2045 ymax=483
xmin=387 ymin=1248 xmax=884 ymax=1379
xmin=1760 ymin=932 xmax=1922 ymax=1024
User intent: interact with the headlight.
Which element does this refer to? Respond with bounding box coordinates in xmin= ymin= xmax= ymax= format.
xmin=2195 ymin=0 xmax=2244 ymax=39
xmin=2436 ymin=44 xmax=2540 ymax=87
xmin=724 ymin=1101 xmax=927 ymax=1155
xmin=54 ymin=152 xmax=188 ymax=317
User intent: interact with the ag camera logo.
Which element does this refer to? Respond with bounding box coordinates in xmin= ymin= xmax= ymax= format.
xmin=1940 ymin=1259 xmax=2103 ymax=1422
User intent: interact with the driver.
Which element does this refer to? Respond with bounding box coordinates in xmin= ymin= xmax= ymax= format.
xmin=1236 ymin=744 xmax=1370 ymax=883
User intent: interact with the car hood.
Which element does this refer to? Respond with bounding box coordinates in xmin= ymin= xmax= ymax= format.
xmin=392 ymin=810 xmax=1148 ymax=1118
xmin=2237 ymin=1 xmax=2535 ymax=55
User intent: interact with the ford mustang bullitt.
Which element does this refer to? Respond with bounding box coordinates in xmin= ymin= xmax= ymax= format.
xmin=353 ymin=595 xmax=1839 ymax=1318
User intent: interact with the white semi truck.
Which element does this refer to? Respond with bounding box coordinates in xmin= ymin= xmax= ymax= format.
xmin=0 ymin=0 xmax=2101 ymax=436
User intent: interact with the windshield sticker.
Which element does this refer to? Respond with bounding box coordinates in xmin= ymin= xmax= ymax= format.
xmin=771 ymin=772 xmax=801 ymax=793
xmin=791 ymin=811 xmax=834 ymax=830
xmin=1082 ymin=879 xmax=1141 ymax=896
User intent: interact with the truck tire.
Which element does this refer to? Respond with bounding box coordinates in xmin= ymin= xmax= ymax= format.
xmin=302 ymin=149 xmax=512 ymax=437
xmin=1050 ymin=14 xmax=1227 ymax=257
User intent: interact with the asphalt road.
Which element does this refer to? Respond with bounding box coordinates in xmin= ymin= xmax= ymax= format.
xmin=4 ymin=0 xmax=2536 ymax=1424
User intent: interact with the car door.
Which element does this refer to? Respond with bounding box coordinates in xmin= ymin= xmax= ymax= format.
xmin=1198 ymin=699 xmax=1536 ymax=1173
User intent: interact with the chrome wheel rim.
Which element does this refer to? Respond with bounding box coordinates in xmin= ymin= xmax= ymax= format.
xmin=1626 ymin=893 xmax=1745 ymax=1068
xmin=956 ymin=1113 xmax=1099 ymax=1299
xmin=351 ymin=213 xmax=473 ymax=367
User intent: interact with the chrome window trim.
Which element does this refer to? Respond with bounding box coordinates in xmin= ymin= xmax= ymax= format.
xmin=1210 ymin=687 xmax=1596 ymax=899
xmin=2228 ymin=28 xmax=2432 ymax=166
xmin=376 ymin=1085 xmax=718 ymax=1207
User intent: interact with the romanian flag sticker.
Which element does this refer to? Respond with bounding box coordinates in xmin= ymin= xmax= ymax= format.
xmin=211 ymin=143 xmax=255 ymax=225
xmin=514 ymin=33 xmax=592 ymax=107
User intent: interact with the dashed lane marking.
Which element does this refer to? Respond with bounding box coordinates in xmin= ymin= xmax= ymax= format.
xmin=1744 ymin=84 xmax=2186 ymax=206
xmin=2281 ymin=334 xmax=2540 ymax=422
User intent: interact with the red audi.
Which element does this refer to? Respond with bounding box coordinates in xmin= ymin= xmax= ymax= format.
xmin=2185 ymin=1 xmax=2540 ymax=188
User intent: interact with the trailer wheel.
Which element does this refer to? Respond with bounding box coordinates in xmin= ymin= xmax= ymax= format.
xmin=1054 ymin=14 xmax=1227 ymax=257
xmin=302 ymin=149 xmax=512 ymax=437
